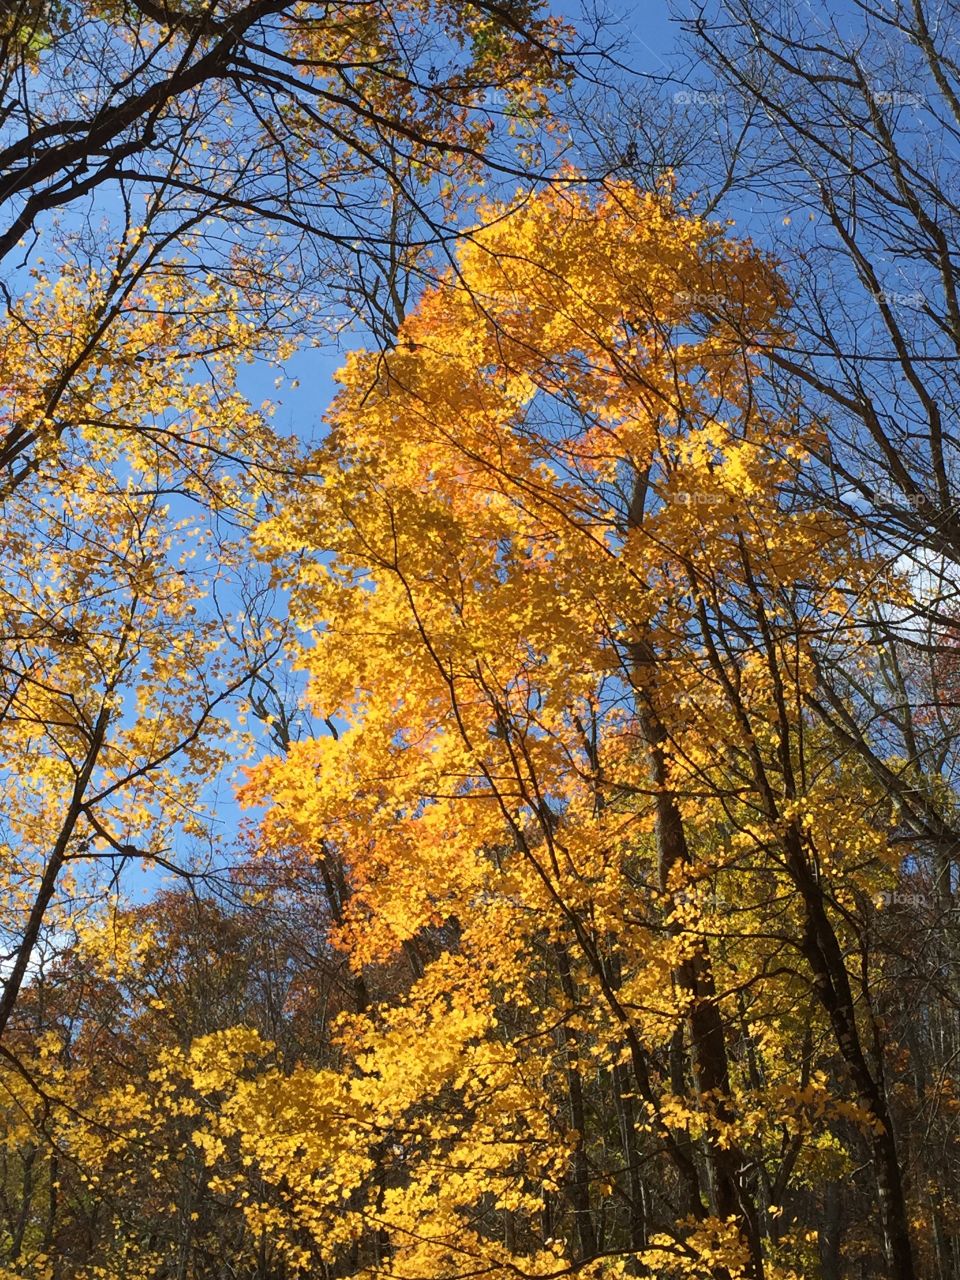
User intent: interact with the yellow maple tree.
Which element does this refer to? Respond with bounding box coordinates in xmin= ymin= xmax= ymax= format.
xmin=231 ymin=182 xmax=913 ymax=1279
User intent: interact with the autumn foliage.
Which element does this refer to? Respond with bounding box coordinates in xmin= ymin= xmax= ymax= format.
xmin=2 ymin=7 xmax=960 ymax=1277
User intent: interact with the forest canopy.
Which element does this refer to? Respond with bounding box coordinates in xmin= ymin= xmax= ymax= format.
xmin=1 ymin=2 xmax=959 ymax=1280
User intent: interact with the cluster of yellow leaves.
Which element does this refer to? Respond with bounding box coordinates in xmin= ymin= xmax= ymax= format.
xmin=9 ymin=957 xmax=570 ymax=1279
xmin=280 ymin=0 xmax=570 ymax=176
xmin=0 ymin=239 xmax=301 ymax=950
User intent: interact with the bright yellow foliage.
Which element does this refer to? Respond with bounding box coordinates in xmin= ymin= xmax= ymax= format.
xmin=4 ymin=183 xmax=916 ymax=1280
xmin=231 ymin=183 xmax=898 ymax=1277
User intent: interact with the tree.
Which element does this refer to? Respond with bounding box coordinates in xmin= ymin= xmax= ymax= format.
xmin=649 ymin=0 xmax=960 ymax=880
xmin=0 ymin=877 xmax=368 ymax=1278
xmin=0 ymin=0 xmax=577 ymax=1047
xmin=226 ymin=182 xmax=916 ymax=1278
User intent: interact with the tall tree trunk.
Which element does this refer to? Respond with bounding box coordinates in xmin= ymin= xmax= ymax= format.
xmin=627 ymin=472 xmax=763 ymax=1279
xmin=555 ymin=943 xmax=599 ymax=1260
xmin=784 ymin=827 xmax=916 ymax=1280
